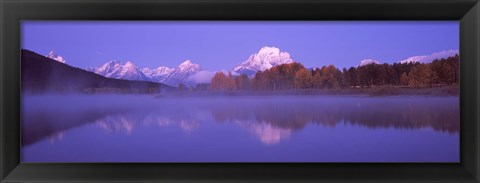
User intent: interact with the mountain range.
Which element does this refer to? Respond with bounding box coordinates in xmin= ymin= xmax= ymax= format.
xmin=54 ymin=47 xmax=459 ymax=88
xmin=88 ymin=59 xmax=201 ymax=87
xmin=87 ymin=46 xmax=292 ymax=87
xmin=22 ymin=49 xmax=174 ymax=94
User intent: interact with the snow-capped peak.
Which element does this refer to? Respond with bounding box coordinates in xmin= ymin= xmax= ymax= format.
xmin=233 ymin=46 xmax=294 ymax=75
xmin=399 ymin=56 xmax=426 ymax=64
xmin=177 ymin=60 xmax=200 ymax=71
xmin=141 ymin=66 xmax=175 ymax=79
xmin=159 ymin=60 xmax=201 ymax=86
xmin=258 ymin=46 xmax=281 ymax=56
xmin=121 ymin=61 xmax=139 ymax=73
xmin=89 ymin=59 xmax=201 ymax=87
xmin=47 ymin=51 xmax=54 ymax=58
xmin=398 ymin=50 xmax=459 ymax=64
xmin=359 ymin=59 xmax=380 ymax=66
xmin=46 ymin=51 xmax=66 ymax=63
xmin=123 ymin=61 xmax=137 ymax=69
xmin=90 ymin=60 xmax=149 ymax=81
xmin=97 ymin=60 xmax=121 ymax=72
xmin=180 ymin=60 xmax=193 ymax=65
xmin=157 ymin=66 xmax=173 ymax=71
xmin=106 ymin=60 xmax=121 ymax=64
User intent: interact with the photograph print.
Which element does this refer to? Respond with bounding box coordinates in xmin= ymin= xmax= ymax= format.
xmin=21 ymin=21 xmax=459 ymax=162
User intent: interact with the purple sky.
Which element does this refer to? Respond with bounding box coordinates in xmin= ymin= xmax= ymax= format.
xmin=22 ymin=21 xmax=458 ymax=70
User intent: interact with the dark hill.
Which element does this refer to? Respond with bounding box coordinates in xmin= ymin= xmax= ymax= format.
xmin=21 ymin=49 xmax=175 ymax=94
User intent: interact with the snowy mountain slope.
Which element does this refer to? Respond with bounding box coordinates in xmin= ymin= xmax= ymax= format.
xmin=398 ymin=50 xmax=459 ymax=64
xmin=89 ymin=60 xmax=150 ymax=81
xmin=359 ymin=59 xmax=380 ymax=66
xmin=141 ymin=66 xmax=175 ymax=83
xmin=233 ymin=46 xmax=294 ymax=75
xmin=162 ymin=60 xmax=201 ymax=87
xmin=89 ymin=59 xmax=201 ymax=87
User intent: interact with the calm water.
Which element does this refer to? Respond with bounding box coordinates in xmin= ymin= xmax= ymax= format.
xmin=21 ymin=95 xmax=459 ymax=162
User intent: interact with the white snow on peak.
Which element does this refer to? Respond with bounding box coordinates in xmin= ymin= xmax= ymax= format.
xmin=90 ymin=60 xmax=149 ymax=81
xmin=46 ymin=51 xmax=66 ymax=63
xmin=359 ymin=59 xmax=380 ymax=66
xmin=180 ymin=60 xmax=193 ymax=65
xmin=142 ymin=66 xmax=175 ymax=78
xmin=162 ymin=60 xmax=201 ymax=87
xmin=89 ymin=59 xmax=201 ymax=87
xmin=178 ymin=60 xmax=200 ymax=71
xmin=124 ymin=61 xmax=136 ymax=67
xmin=233 ymin=46 xmax=294 ymax=74
xmin=399 ymin=56 xmax=427 ymax=64
xmin=399 ymin=50 xmax=459 ymax=64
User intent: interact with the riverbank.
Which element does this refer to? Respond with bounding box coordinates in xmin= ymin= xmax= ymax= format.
xmin=154 ymin=85 xmax=459 ymax=98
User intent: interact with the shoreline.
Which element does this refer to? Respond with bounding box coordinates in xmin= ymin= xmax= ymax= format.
xmin=157 ymin=85 xmax=459 ymax=97
xmin=22 ymin=86 xmax=459 ymax=97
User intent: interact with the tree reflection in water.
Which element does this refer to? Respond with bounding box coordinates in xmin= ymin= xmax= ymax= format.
xmin=22 ymin=96 xmax=458 ymax=146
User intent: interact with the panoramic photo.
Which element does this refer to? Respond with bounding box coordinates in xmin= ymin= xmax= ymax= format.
xmin=21 ymin=21 xmax=459 ymax=162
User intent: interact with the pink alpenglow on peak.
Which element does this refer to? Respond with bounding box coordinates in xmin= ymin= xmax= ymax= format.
xmin=399 ymin=50 xmax=459 ymax=64
xmin=359 ymin=59 xmax=380 ymax=66
xmin=90 ymin=60 xmax=150 ymax=81
xmin=177 ymin=60 xmax=200 ymax=72
xmin=161 ymin=60 xmax=201 ymax=86
xmin=233 ymin=46 xmax=294 ymax=75
xmin=46 ymin=51 xmax=66 ymax=63
xmin=89 ymin=59 xmax=202 ymax=87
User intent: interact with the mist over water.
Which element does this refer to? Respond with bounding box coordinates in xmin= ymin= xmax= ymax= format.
xmin=21 ymin=95 xmax=459 ymax=162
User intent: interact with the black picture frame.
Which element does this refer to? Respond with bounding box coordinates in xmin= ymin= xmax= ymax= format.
xmin=1 ymin=0 xmax=479 ymax=182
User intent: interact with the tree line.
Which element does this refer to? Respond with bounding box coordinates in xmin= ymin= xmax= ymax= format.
xmin=210 ymin=54 xmax=459 ymax=91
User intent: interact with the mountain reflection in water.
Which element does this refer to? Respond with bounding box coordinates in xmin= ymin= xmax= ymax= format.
xmin=21 ymin=95 xmax=459 ymax=162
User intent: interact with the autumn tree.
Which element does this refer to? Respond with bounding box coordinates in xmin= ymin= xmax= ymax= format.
xmin=448 ymin=54 xmax=460 ymax=84
xmin=295 ymin=68 xmax=313 ymax=89
xmin=347 ymin=67 xmax=359 ymax=87
xmin=400 ymin=72 xmax=409 ymax=86
xmin=342 ymin=68 xmax=350 ymax=87
xmin=226 ymin=72 xmax=236 ymax=90
xmin=251 ymin=62 xmax=307 ymax=91
xmin=245 ymin=55 xmax=459 ymax=91
xmin=276 ymin=62 xmax=305 ymax=89
xmin=319 ymin=65 xmax=341 ymax=89
xmin=211 ymin=72 xmax=227 ymax=90
xmin=235 ymin=74 xmax=250 ymax=90
xmin=266 ymin=66 xmax=281 ymax=91
xmin=312 ymin=69 xmax=323 ymax=89
xmin=252 ymin=71 xmax=267 ymax=91
xmin=408 ymin=64 xmax=432 ymax=87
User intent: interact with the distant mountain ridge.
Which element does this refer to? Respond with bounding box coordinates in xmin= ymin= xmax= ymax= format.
xmin=398 ymin=50 xmax=459 ymax=64
xmin=89 ymin=59 xmax=201 ymax=87
xmin=359 ymin=59 xmax=380 ymax=66
xmin=46 ymin=51 xmax=66 ymax=63
xmin=358 ymin=50 xmax=459 ymax=66
xmin=88 ymin=61 xmax=151 ymax=81
xmin=22 ymin=49 xmax=174 ymax=94
xmin=88 ymin=47 xmax=296 ymax=86
xmin=53 ymin=47 xmax=458 ymax=87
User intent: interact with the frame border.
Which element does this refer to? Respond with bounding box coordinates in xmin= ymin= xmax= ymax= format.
xmin=1 ymin=0 xmax=479 ymax=182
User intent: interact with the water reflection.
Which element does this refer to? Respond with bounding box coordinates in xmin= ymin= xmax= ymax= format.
xmin=22 ymin=96 xmax=459 ymax=147
xmin=210 ymin=97 xmax=459 ymax=134
xmin=47 ymin=131 xmax=66 ymax=144
xmin=236 ymin=121 xmax=292 ymax=144
xmin=95 ymin=113 xmax=201 ymax=134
